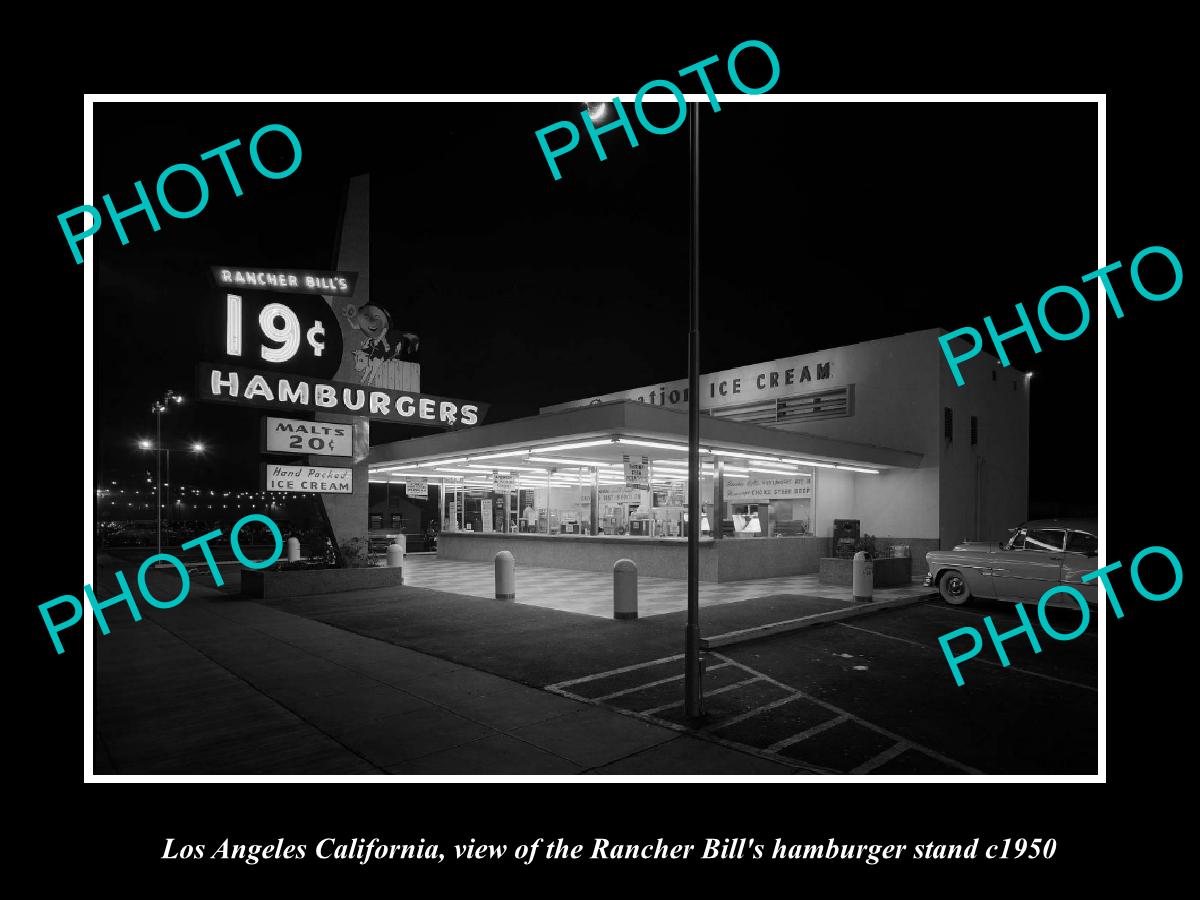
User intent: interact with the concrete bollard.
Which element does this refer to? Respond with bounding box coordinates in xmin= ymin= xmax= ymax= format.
xmin=495 ymin=550 xmax=515 ymax=600
xmin=613 ymin=558 xmax=638 ymax=620
xmin=852 ymin=551 xmax=874 ymax=602
xmin=386 ymin=541 xmax=404 ymax=575
xmin=286 ymin=536 xmax=300 ymax=562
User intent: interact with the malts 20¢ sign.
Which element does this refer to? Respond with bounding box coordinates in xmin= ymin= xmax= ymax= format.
xmin=264 ymin=416 xmax=353 ymax=457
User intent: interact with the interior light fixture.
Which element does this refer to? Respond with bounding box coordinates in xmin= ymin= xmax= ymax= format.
xmin=464 ymin=464 xmax=547 ymax=472
xmin=616 ymin=438 xmax=712 ymax=452
xmin=532 ymin=439 xmax=617 ymax=452
xmin=710 ymin=450 xmax=791 ymax=464
xmin=526 ymin=457 xmax=622 ymax=468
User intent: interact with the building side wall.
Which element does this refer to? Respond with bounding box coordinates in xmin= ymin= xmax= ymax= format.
xmin=938 ymin=341 xmax=1031 ymax=548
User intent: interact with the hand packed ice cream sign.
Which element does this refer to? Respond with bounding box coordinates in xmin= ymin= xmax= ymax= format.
xmin=264 ymin=463 xmax=352 ymax=494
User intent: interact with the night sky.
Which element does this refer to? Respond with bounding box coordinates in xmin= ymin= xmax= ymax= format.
xmin=93 ymin=100 xmax=1098 ymax=513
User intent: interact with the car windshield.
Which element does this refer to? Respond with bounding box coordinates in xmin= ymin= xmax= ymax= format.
xmin=1009 ymin=527 xmax=1065 ymax=551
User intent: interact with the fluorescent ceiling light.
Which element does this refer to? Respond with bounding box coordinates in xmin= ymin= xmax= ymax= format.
xmin=533 ymin=439 xmax=616 ymax=452
xmin=711 ymin=450 xmax=788 ymax=463
xmin=616 ymin=438 xmax=693 ymax=452
xmin=527 ymin=457 xmax=622 ymax=468
xmin=464 ymin=464 xmax=546 ymax=472
xmin=467 ymin=450 xmax=530 ymax=461
xmin=837 ymin=465 xmax=880 ymax=474
xmin=416 ymin=458 xmax=468 ymax=468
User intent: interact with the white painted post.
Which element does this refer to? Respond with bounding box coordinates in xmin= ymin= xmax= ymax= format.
xmin=386 ymin=542 xmax=404 ymax=568
xmin=495 ymin=550 xmax=515 ymax=600
xmin=286 ymin=536 xmax=300 ymax=562
xmin=613 ymin=558 xmax=638 ymax=620
xmin=853 ymin=550 xmax=874 ymax=602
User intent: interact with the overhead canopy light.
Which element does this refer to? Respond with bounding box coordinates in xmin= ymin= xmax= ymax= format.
xmin=527 ymin=456 xmax=622 ymax=468
xmin=615 ymin=438 xmax=710 ymax=452
xmin=533 ymin=439 xmax=616 ymax=452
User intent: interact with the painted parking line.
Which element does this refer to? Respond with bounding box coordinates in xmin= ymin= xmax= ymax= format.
xmin=546 ymin=654 xmax=684 ymax=691
xmin=641 ymin=676 xmax=762 ymax=716
xmin=836 ymin=621 xmax=1098 ymax=692
xmin=712 ymin=653 xmax=981 ymax=774
xmin=701 ymin=691 xmax=806 ymax=733
xmin=592 ymin=662 xmax=732 ymax=702
xmin=850 ymin=740 xmax=912 ymax=775
xmin=766 ymin=715 xmax=849 ymax=753
xmin=547 ymin=648 xmax=981 ymax=774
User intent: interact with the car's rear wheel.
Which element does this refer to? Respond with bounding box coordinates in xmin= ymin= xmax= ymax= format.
xmin=938 ymin=569 xmax=972 ymax=605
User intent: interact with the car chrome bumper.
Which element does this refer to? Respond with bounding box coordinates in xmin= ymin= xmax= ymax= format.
xmin=923 ymin=573 xmax=934 ymax=587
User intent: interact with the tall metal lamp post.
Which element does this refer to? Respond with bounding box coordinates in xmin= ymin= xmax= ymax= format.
xmin=684 ymin=101 xmax=704 ymax=720
xmin=148 ymin=390 xmax=184 ymax=558
xmin=580 ymin=97 xmax=704 ymax=718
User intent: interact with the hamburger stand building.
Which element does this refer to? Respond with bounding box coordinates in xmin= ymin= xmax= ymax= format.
xmin=195 ymin=175 xmax=1030 ymax=586
xmin=369 ymin=329 xmax=1030 ymax=581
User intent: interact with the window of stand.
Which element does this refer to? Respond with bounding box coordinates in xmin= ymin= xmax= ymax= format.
xmin=436 ymin=464 xmax=816 ymax=539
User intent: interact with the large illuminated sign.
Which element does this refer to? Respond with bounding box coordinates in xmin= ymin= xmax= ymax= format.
xmin=198 ymin=363 xmax=487 ymax=428
xmin=208 ymin=266 xmax=419 ymax=389
xmin=263 ymin=417 xmax=355 ymax=456
xmin=214 ymin=289 xmax=340 ymax=379
xmin=211 ymin=266 xmax=358 ymax=296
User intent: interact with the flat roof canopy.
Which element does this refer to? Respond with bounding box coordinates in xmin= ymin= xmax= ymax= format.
xmin=369 ymin=401 xmax=923 ymax=487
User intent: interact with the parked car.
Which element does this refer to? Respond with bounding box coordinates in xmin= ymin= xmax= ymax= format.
xmin=925 ymin=518 xmax=1098 ymax=607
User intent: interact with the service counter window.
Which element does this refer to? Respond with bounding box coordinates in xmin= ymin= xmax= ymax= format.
xmin=772 ymin=499 xmax=812 ymax=536
xmin=731 ymin=505 xmax=763 ymax=536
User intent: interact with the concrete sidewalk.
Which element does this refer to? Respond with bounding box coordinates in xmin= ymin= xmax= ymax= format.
xmin=95 ymin=580 xmax=800 ymax=775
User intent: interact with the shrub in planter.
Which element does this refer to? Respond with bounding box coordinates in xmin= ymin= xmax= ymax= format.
xmin=853 ymin=534 xmax=878 ymax=559
xmin=339 ymin=538 xmax=382 ymax=568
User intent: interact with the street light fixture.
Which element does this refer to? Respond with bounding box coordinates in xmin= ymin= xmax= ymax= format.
xmin=145 ymin=390 xmax=190 ymax=559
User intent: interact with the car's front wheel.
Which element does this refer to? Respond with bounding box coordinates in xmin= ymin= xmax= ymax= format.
xmin=938 ymin=569 xmax=972 ymax=606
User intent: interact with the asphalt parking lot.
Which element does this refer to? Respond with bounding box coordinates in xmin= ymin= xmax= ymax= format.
xmin=252 ymin=577 xmax=1096 ymax=775
xmin=552 ymin=599 xmax=1096 ymax=774
xmin=96 ymin=554 xmax=1098 ymax=775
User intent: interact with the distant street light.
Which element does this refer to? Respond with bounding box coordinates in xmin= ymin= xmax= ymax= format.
xmin=585 ymin=102 xmax=609 ymax=123
xmin=142 ymin=390 xmax=198 ymax=558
